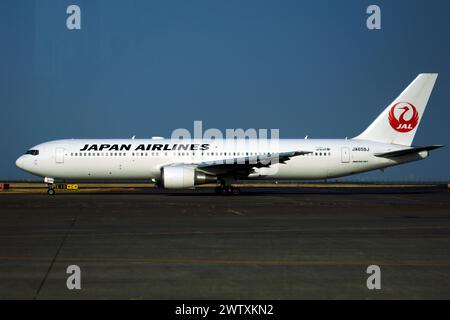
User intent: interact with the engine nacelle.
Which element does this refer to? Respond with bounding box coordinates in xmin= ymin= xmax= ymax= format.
xmin=161 ymin=166 xmax=217 ymax=189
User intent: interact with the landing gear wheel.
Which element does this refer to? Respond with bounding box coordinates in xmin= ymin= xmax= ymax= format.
xmin=47 ymin=188 xmax=55 ymax=196
xmin=216 ymin=181 xmax=241 ymax=195
xmin=230 ymin=186 xmax=240 ymax=195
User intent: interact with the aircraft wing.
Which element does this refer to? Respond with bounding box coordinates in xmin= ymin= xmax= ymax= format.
xmin=193 ymin=150 xmax=312 ymax=177
xmin=374 ymin=145 xmax=444 ymax=158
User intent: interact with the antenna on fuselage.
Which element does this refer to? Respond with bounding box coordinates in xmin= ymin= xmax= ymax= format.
xmin=132 ymin=136 xmax=136 ymax=139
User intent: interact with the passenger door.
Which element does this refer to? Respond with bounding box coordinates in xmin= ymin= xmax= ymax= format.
xmin=55 ymin=148 xmax=65 ymax=163
xmin=341 ymin=147 xmax=350 ymax=163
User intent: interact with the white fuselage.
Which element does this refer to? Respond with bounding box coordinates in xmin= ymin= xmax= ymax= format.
xmin=15 ymin=74 xmax=440 ymax=187
xmin=15 ymin=138 xmax=427 ymax=181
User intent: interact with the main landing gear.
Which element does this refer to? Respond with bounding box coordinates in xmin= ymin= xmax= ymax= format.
xmin=214 ymin=185 xmax=241 ymax=195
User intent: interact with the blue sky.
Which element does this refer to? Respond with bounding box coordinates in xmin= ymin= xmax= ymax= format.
xmin=1 ymin=0 xmax=449 ymax=180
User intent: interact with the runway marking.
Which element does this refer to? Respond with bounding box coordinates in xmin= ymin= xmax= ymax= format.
xmin=227 ymin=209 xmax=244 ymax=216
xmin=1 ymin=256 xmax=450 ymax=268
xmin=383 ymin=194 xmax=431 ymax=203
xmin=0 ymin=225 xmax=449 ymax=239
xmin=264 ymin=195 xmax=365 ymax=206
xmin=33 ymin=216 xmax=77 ymax=300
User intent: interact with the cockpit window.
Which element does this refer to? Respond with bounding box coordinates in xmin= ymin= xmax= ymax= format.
xmin=25 ymin=150 xmax=39 ymax=156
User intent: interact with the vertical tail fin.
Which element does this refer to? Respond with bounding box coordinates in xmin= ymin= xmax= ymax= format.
xmin=354 ymin=73 xmax=438 ymax=146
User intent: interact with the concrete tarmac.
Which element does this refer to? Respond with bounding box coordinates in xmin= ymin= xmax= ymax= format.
xmin=0 ymin=187 xmax=450 ymax=299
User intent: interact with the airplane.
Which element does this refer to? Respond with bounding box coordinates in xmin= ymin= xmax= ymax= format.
xmin=15 ymin=73 xmax=443 ymax=195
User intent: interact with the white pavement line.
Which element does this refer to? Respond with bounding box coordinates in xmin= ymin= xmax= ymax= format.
xmin=227 ymin=209 xmax=244 ymax=216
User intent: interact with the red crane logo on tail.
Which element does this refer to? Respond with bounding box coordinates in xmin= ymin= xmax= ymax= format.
xmin=388 ymin=102 xmax=419 ymax=133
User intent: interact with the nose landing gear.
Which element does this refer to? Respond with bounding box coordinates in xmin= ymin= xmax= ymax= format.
xmin=44 ymin=177 xmax=56 ymax=196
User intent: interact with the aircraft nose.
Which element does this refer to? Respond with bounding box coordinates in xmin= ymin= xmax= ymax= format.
xmin=15 ymin=156 xmax=25 ymax=169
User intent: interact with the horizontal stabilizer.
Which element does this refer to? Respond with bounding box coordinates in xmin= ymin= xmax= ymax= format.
xmin=374 ymin=145 xmax=444 ymax=158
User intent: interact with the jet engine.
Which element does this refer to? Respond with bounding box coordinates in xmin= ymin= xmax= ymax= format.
xmin=160 ymin=166 xmax=217 ymax=189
